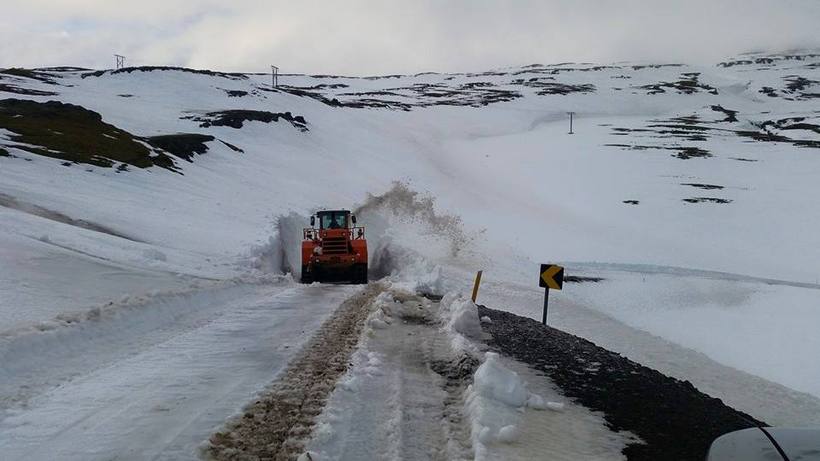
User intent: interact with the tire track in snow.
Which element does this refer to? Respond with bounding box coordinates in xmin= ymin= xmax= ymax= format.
xmin=206 ymin=283 xmax=386 ymax=460
xmin=302 ymin=291 xmax=476 ymax=461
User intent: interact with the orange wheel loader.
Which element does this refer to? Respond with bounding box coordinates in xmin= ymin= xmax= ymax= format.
xmin=301 ymin=210 xmax=368 ymax=284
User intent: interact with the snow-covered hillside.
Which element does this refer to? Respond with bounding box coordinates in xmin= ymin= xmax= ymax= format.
xmin=1 ymin=51 xmax=819 ymax=458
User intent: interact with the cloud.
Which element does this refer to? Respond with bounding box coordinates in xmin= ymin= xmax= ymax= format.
xmin=1 ymin=0 xmax=818 ymax=74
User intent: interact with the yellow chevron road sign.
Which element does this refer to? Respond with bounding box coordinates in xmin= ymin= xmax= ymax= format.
xmin=539 ymin=264 xmax=564 ymax=290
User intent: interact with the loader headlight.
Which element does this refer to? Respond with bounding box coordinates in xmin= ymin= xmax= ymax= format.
xmin=313 ymin=247 xmax=322 ymax=255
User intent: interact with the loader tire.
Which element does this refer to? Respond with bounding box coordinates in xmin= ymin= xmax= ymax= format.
xmin=300 ymin=265 xmax=313 ymax=284
xmin=352 ymin=263 xmax=368 ymax=285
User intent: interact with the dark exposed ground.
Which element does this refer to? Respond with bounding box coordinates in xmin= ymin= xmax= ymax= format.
xmin=81 ymin=66 xmax=247 ymax=80
xmin=0 ymin=99 xmax=246 ymax=171
xmin=636 ymin=72 xmax=718 ymax=95
xmin=607 ymin=111 xmax=820 ymax=155
xmin=144 ymin=133 xmax=216 ymax=162
xmin=0 ymin=68 xmax=59 ymax=84
xmin=183 ymin=109 xmax=308 ymax=131
xmin=719 ymin=53 xmax=820 ymax=68
xmin=710 ymin=105 xmax=738 ymax=122
xmin=0 ymin=99 xmax=178 ymax=171
xmin=477 ymin=305 xmax=763 ymax=461
xmin=681 ymin=183 xmax=724 ymax=190
xmin=223 ymin=89 xmax=248 ymax=97
xmin=0 ymin=84 xmax=59 ymax=96
xmin=683 ymin=197 xmax=733 ymax=204
xmin=564 ymin=275 xmax=605 ymax=283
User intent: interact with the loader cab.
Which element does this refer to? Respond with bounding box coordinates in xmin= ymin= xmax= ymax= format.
xmin=316 ymin=210 xmax=352 ymax=230
xmin=301 ymin=208 xmax=367 ymax=284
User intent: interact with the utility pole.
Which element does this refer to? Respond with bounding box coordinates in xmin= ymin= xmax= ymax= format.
xmin=271 ymin=65 xmax=279 ymax=88
xmin=568 ymin=112 xmax=574 ymax=134
xmin=114 ymin=54 xmax=125 ymax=70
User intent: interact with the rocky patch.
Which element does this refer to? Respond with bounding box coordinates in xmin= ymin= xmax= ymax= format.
xmin=718 ymin=52 xmax=820 ymax=68
xmin=608 ymin=111 xmax=819 ymax=154
xmin=144 ymin=133 xmax=216 ymax=162
xmin=673 ymin=147 xmax=712 ymax=159
xmin=183 ymin=110 xmax=308 ymax=131
xmin=223 ymin=89 xmax=248 ymax=97
xmin=682 ymin=197 xmax=732 ymax=204
xmin=756 ymin=75 xmax=819 ymax=101
xmin=564 ymin=275 xmax=605 ymax=283
xmin=681 ymin=183 xmax=724 ymax=190
xmin=522 ymin=80 xmax=596 ymax=96
xmin=710 ymin=105 xmax=738 ymax=122
xmin=636 ymin=72 xmax=718 ymax=95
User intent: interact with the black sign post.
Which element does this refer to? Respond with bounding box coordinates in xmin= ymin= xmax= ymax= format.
xmin=539 ymin=264 xmax=564 ymax=325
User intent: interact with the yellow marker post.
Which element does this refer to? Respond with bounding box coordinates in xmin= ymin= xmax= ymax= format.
xmin=471 ymin=270 xmax=483 ymax=303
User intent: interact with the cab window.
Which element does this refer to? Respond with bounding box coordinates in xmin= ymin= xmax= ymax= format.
xmin=319 ymin=212 xmax=348 ymax=229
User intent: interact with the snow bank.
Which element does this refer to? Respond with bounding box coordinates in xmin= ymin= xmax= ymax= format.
xmin=465 ymin=352 xmax=566 ymax=458
xmin=446 ymin=297 xmax=483 ymax=339
xmin=248 ymin=212 xmax=308 ymax=277
xmin=0 ymin=280 xmax=284 ymax=409
xmin=436 ymin=290 xmax=571 ymax=457
xmin=472 ymin=352 xmax=531 ymax=407
xmin=437 ymin=292 xmax=486 ymax=354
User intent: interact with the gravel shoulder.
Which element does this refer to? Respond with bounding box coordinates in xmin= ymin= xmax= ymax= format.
xmin=477 ymin=305 xmax=764 ymax=461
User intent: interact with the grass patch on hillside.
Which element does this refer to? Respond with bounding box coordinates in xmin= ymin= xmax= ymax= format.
xmin=0 ymin=68 xmax=58 ymax=84
xmin=0 ymin=98 xmax=178 ymax=170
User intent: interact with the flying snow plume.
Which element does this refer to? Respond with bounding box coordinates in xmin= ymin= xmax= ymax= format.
xmin=354 ymin=182 xmax=479 ymax=285
xmin=355 ymin=181 xmax=477 ymax=257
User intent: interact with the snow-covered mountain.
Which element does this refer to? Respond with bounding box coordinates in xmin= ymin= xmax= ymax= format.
xmin=1 ymin=51 xmax=819 ymax=458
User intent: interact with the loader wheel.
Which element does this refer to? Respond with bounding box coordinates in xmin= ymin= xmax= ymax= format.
xmin=300 ymin=265 xmax=313 ymax=284
xmin=352 ymin=264 xmax=368 ymax=284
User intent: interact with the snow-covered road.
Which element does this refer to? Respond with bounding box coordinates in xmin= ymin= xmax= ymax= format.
xmin=0 ymin=282 xmax=357 ymax=460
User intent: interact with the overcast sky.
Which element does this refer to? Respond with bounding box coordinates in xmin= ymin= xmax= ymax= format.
xmin=2 ymin=0 xmax=819 ymax=75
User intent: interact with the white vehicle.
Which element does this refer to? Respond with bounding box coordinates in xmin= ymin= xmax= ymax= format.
xmin=708 ymin=427 xmax=820 ymax=461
